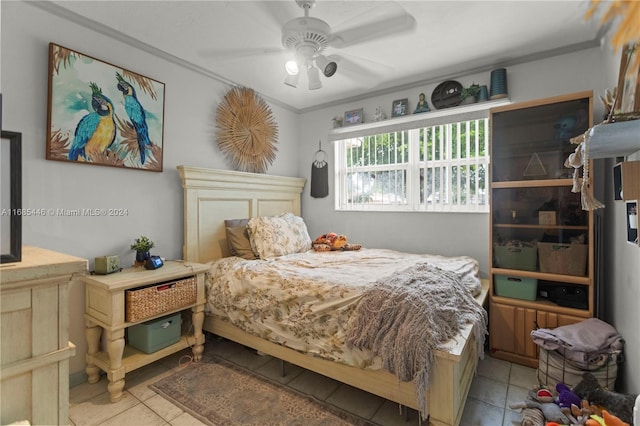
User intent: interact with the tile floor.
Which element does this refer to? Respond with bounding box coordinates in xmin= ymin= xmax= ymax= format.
xmin=69 ymin=336 xmax=537 ymax=426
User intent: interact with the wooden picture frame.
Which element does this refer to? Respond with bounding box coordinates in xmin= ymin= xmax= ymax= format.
xmin=46 ymin=43 xmax=165 ymax=171
xmin=614 ymin=43 xmax=640 ymax=117
xmin=343 ymin=108 xmax=363 ymax=126
xmin=1 ymin=130 xmax=22 ymax=264
xmin=392 ymin=98 xmax=409 ymax=117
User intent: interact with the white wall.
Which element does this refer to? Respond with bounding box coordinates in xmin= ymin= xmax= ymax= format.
xmin=598 ymin=38 xmax=640 ymax=394
xmin=1 ymin=0 xmax=300 ymax=382
xmin=604 ymin=153 xmax=640 ymax=394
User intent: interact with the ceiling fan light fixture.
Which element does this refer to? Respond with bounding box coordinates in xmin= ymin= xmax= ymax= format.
xmin=284 ymin=72 xmax=299 ymax=88
xmin=307 ymin=65 xmax=322 ymax=90
xmin=285 ymin=59 xmax=299 ymax=75
xmin=315 ymin=55 xmax=337 ymax=77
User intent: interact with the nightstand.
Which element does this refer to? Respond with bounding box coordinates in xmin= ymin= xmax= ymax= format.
xmin=81 ymin=260 xmax=209 ymax=402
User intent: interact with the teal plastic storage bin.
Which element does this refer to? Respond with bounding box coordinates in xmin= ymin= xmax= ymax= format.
xmin=494 ymin=275 xmax=538 ymax=301
xmin=494 ymin=244 xmax=537 ymax=271
xmin=128 ymin=313 xmax=180 ymax=353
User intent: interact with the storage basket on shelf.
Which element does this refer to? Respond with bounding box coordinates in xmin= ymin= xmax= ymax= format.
xmin=537 ymin=242 xmax=588 ymax=276
xmin=494 ymin=274 xmax=538 ymax=301
xmin=494 ymin=243 xmax=537 ymax=271
xmin=125 ymin=276 xmax=197 ymax=322
xmin=128 ymin=312 xmax=181 ymax=353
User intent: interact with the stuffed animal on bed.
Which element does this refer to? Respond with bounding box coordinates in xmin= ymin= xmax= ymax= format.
xmin=312 ymin=232 xmax=361 ymax=252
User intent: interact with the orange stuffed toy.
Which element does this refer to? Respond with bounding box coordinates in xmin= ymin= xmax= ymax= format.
xmin=312 ymin=232 xmax=361 ymax=251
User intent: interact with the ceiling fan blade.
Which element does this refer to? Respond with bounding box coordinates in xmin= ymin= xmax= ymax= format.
xmin=331 ymin=52 xmax=394 ymax=74
xmin=198 ymin=47 xmax=285 ymax=60
xmin=332 ymin=55 xmax=383 ymax=82
xmin=329 ymin=12 xmax=416 ymax=49
xmin=251 ymin=0 xmax=297 ymax=28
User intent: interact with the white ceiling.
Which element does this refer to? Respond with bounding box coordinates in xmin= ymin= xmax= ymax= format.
xmin=48 ymin=0 xmax=605 ymax=112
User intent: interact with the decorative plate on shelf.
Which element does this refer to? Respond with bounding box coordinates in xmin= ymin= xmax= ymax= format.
xmin=431 ymin=80 xmax=463 ymax=109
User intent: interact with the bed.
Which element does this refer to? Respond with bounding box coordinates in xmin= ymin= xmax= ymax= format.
xmin=178 ymin=165 xmax=489 ymax=426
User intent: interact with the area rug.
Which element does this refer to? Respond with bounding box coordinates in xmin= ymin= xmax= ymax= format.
xmin=150 ymin=355 xmax=376 ymax=425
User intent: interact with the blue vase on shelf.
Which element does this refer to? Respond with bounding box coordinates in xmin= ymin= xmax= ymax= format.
xmin=489 ymin=68 xmax=508 ymax=99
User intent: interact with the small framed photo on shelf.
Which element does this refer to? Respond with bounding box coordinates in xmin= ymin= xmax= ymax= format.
xmin=344 ymin=108 xmax=363 ymax=126
xmin=538 ymin=211 xmax=556 ymax=225
xmin=391 ymin=98 xmax=409 ymax=117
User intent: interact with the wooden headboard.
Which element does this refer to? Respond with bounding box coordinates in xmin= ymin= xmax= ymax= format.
xmin=178 ymin=166 xmax=306 ymax=263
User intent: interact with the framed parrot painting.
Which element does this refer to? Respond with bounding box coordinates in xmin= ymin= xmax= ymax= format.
xmin=46 ymin=43 xmax=165 ymax=171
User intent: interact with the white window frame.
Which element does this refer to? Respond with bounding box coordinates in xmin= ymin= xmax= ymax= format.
xmin=330 ymin=101 xmax=506 ymax=213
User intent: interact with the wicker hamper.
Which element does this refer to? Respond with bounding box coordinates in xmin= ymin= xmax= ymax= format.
xmin=537 ymin=348 xmax=618 ymax=390
xmin=125 ymin=277 xmax=197 ymax=322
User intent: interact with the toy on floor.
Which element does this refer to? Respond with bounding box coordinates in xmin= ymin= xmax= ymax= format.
xmin=572 ymin=372 xmax=638 ymax=425
xmin=510 ymin=388 xmax=571 ymax=425
xmin=562 ymin=399 xmax=602 ymax=425
xmin=513 ymin=376 xmax=634 ymax=426
xmin=557 ymin=382 xmax=582 ymax=409
xmin=520 ymin=407 xmax=545 ymax=426
xmin=584 ymin=410 xmax=630 ymax=426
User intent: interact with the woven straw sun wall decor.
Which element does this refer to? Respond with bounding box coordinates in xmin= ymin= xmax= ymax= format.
xmin=215 ymin=86 xmax=279 ymax=173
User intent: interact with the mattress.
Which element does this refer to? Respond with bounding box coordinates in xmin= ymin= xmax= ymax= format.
xmin=205 ymin=248 xmax=484 ymax=369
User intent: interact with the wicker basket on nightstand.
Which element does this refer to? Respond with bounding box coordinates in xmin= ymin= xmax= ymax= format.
xmin=125 ymin=276 xmax=196 ymax=322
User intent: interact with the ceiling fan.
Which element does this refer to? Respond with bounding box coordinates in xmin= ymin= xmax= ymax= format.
xmin=280 ymin=0 xmax=416 ymax=89
xmin=201 ymin=0 xmax=416 ymax=90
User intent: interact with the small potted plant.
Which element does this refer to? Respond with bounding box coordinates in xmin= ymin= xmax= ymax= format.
xmin=460 ymin=83 xmax=481 ymax=104
xmin=131 ymin=235 xmax=154 ymax=266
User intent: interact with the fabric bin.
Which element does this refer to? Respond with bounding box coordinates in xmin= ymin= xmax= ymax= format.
xmin=494 ymin=244 xmax=537 ymax=271
xmin=537 ymin=348 xmax=618 ymax=390
xmin=537 ymin=242 xmax=588 ymax=276
xmin=125 ymin=277 xmax=196 ymax=322
xmin=128 ymin=313 xmax=181 ymax=353
xmin=494 ymin=275 xmax=538 ymax=301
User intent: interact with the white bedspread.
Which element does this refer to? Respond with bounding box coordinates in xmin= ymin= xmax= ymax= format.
xmin=206 ymin=248 xmax=482 ymax=369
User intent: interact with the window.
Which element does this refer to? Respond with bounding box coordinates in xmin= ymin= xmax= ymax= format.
xmin=333 ymin=115 xmax=491 ymax=213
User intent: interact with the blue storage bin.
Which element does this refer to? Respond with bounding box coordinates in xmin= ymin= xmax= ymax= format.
xmin=494 ymin=275 xmax=538 ymax=301
xmin=128 ymin=313 xmax=180 ymax=353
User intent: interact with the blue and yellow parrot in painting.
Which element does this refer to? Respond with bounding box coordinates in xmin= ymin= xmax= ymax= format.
xmin=116 ymin=72 xmax=151 ymax=164
xmin=68 ymin=82 xmax=116 ymax=161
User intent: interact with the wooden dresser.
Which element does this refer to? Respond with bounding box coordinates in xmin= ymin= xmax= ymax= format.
xmin=0 ymin=246 xmax=87 ymax=425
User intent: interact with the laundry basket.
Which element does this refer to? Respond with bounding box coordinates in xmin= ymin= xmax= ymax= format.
xmin=537 ymin=348 xmax=618 ymax=390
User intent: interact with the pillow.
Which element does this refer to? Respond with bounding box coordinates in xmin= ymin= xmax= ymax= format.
xmin=247 ymin=213 xmax=312 ymax=259
xmin=226 ymin=226 xmax=258 ymax=260
xmin=224 ymin=219 xmax=256 ymax=258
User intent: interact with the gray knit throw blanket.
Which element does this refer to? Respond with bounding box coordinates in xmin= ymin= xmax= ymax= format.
xmin=345 ymin=263 xmax=487 ymax=419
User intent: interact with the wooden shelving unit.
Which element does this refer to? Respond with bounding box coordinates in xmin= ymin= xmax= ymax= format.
xmin=488 ymin=91 xmax=596 ymax=368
